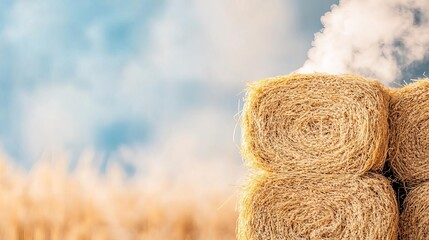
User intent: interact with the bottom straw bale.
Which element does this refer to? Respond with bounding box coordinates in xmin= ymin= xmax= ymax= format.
xmin=237 ymin=173 xmax=398 ymax=240
xmin=401 ymin=182 xmax=429 ymax=240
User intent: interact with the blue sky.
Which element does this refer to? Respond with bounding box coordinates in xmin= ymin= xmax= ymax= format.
xmin=0 ymin=1 xmax=338 ymax=178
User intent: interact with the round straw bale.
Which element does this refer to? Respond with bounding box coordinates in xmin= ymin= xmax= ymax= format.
xmin=400 ymin=182 xmax=429 ymax=239
xmin=237 ymin=173 xmax=398 ymax=240
xmin=242 ymin=73 xmax=389 ymax=174
xmin=389 ymin=79 xmax=429 ymax=184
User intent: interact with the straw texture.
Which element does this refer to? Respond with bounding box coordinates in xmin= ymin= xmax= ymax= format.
xmin=238 ymin=173 xmax=398 ymax=240
xmin=242 ymin=73 xmax=389 ymax=174
xmin=400 ymin=182 xmax=429 ymax=239
xmin=389 ymin=79 xmax=429 ymax=185
xmin=0 ymin=158 xmax=237 ymax=240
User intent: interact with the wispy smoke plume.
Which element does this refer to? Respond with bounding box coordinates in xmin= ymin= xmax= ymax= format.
xmin=299 ymin=0 xmax=429 ymax=85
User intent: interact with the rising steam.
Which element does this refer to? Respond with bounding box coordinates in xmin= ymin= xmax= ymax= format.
xmin=299 ymin=0 xmax=429 ymax=85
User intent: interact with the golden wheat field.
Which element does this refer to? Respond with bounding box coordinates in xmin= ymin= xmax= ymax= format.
xmin=0 ymin=153 xmax=238 ymax=240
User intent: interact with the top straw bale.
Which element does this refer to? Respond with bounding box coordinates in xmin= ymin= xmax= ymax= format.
xmin=242 ymin=73 xmax=389 ymax=174
xmin=389 ymin=79 xmax=429 ymax=184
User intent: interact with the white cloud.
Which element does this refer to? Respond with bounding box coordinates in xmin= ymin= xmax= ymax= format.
xmin=1 ymin=0 xmax=307 ymax=187
xmin=3 ymin=1 xmax=57 ymax=41
xmin=18 ymin=85 xmax=103 ymax=160
xmin=145 ymin=0 xmax=305 ymax=88
xmin=299 ymin=0 xmax=429 ymax=85
xmin=109 ymin=106 xmax=244 ymax=191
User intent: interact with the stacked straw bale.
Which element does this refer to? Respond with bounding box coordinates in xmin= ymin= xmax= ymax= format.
xmin=389 ymin=80 xmax=429 ymax=185
xmin=239 ymin=73 xmax=399 ymax=240
xmin=242 ymin=74 xmax=389 ymax=174
xmin=400 ymin=182 xmax=429 ymax=239
xmin=238 ymin=173 xmax=398 ymax=240
xmin=388 ymin=79 xmax=429 ymax=239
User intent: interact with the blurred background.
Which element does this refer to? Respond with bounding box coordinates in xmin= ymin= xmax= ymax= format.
xmin=0 ymin=0 xmax=337 ymax=170
xmin=0 ymin=0 xmax=428 ymax=239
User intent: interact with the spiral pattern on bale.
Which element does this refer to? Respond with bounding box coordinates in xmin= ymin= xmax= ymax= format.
xmin=237 ymin=173 xmax=398 ymax=240
xmin=400 ymin=182 xmax=429 ymax=239
xmin=242 ymin=73 xmax=389 ymax=174
xmin=389 ymin=79 xmax=429 ymax=185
